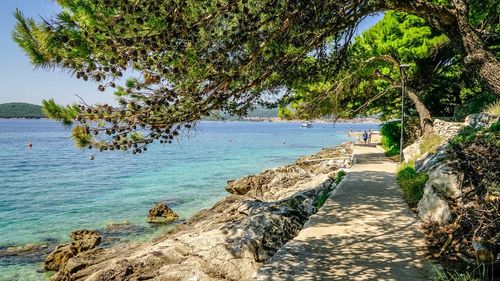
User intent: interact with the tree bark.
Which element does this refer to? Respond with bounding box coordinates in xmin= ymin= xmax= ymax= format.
xmin=449 ymin=0 xmax=500 ymax=95
xmin=407 ymin=88 xmax=433 ymax=135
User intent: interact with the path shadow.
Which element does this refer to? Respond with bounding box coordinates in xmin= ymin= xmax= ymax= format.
xmin=255 ymin=170 xmax=433 ymax=281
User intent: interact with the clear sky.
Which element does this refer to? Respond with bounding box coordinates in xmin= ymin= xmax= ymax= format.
xmin=0 ymin=1 xmax=382 ymax=106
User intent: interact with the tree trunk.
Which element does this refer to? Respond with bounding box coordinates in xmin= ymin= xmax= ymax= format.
xmin=382 ymin=0 xmax=500 ymax=95
xmin=407 ymin=88 xmax=433 ymax=135
xmin=450 ymin=0 xmax=500 ymax=95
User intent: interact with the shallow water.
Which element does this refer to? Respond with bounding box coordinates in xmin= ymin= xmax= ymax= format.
xmin=0 ymin=119 xmax=379 ymax=280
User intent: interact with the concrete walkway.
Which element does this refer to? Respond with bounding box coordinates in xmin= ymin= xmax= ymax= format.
xmin=254 ymin=145 xmax=433 ymax=281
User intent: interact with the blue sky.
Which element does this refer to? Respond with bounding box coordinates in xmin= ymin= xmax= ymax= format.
xmin=0 ymin=1 xmax=382 ymax=105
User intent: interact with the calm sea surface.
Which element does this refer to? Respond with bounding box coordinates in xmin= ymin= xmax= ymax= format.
xmin=0 ymin=119 xmax=379 ymax=280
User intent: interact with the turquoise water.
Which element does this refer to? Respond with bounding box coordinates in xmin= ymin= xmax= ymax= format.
xmin=0 ymin=119 xmax=379 ymax=280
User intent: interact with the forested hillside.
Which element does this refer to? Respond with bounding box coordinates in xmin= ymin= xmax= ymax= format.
xmin=0 ymin=103 xmax=43 ymax=118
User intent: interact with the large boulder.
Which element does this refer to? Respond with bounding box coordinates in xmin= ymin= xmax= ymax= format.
xmin=70 ymin=229 xmax=101 ymax=242
xmin=417 ymin=183 xmax=452 ymax=224
xmin=415 ymin=144 xmax=451 ymax=172
xmin=426 ymin=163 xmax=462 ymax=199
xmin=403 ymin=138 xmax=423 ymax=163
xmin=416 ymin=161 xmax=462 ymax=225
xmin=147 ymin=202 xmax=179 ymax=223
xmin=44 ymin=230 xmax=101 ymax=271
xmin=226 ymin=172 xmax=275 ymax=196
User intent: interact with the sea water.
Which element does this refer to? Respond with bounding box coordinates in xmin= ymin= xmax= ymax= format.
xmin=0 ymin=119 xmax=379 ymax=280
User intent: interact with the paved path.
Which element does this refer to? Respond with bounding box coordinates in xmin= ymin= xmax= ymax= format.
xmin=254 ymin=145 xmax=433 ymax=281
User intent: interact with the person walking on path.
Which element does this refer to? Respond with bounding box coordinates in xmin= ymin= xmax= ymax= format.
xmin=368 ymin=129 xmax=372 ymax=144
xmin=362 ymin=130 xmax=368 ymax=146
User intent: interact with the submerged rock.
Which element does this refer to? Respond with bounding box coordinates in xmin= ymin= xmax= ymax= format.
xmin=0 ymin=243 xmax=53 ymax=266
xmin=44 ymin=230 xmax=101 ymax=271
xmin=147 ymin=202 xmax=179 ymax=224
xmin=101 ymin=221 xmax=149 ymax=246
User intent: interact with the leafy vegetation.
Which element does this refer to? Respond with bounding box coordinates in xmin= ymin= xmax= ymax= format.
xmin=12 ymin=0 xmax=500 ymax=152
xmin=380 ymin=121 xmax=401 ymax=157
xmin=0 ymin=103 xmax=43 ymax=118
xmin=335 ymin=170 xmax=347 ymax=184
xmin=279 ymin=8 xmax=498 ymax=133
xmin=453 ymin=92 xmax=498 ymax=120
xmin=279 ymin=12 xmax=445 ymax=124
xmin=316 ymin=191 xmax=330 ymax=210
xmin=317 ymin=170 xmax=347 ymax=209
xmin=434 ymin=265 xmax=484 ymax=281
xmin=450 ymin=121 xmax=500 ymax=148
xmin=396 ymin=163 xmax=428 ymax=207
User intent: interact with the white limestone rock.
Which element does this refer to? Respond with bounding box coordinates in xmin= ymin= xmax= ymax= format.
xmin=417 ymin=183 xmax=452 ymax=225
xmin=427 ymin=163 xmax=462 ymax=199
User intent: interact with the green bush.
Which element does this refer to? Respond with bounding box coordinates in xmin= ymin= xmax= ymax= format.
xmin=449 ymin=121 xmax=500 ymax=148
xmin=317 ymin=170 xmax=347 ymax=209
xmin=381 ymin=121 xmax=401 ymax=156
xmin=335 ymin=170 xmax=346 ymax=184
xmin=454 ymin=92 xmax=497 ymax=121
xmin=316 ymin=191 xmax=329 ymax=209
xmin=396 ymin=163 xmax=428 ymax=206
xmin=449 ymin=126 xmax=479 ymax=147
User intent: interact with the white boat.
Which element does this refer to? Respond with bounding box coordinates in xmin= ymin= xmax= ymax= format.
xmin=301 ymin=122 xmax=313 ymax=128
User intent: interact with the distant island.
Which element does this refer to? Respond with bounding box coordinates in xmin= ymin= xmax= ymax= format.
xmin=205 ymin=107 xmax=279 ymax=121
xmin=0 ymin=103 xmax=380 ymax=123
xmin=0 ymin=102 xmax=44 ymax=118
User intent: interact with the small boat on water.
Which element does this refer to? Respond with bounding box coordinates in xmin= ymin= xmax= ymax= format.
xmin=301 ymin=122 xmax=313 ymax=128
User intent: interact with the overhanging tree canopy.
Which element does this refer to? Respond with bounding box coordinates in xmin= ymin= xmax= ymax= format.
xmin=13 ymin=0 xmax=500 ymax=152
xmin=282 ymin=10 xmax=492 ymax=135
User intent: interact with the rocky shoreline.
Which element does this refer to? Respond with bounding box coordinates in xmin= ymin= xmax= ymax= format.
xmin=34 ymin=143 xmax=353 ymax=280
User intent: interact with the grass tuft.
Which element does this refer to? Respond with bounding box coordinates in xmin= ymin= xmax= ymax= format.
xmin=396 ymin=162 xmax=427 ymax=207
xmin=419 ymin=133 xmax=443 ymax=155
xmin=335 ymin=170 xmax=346 ymax=184
xmin=483 ymin=99 xmax=500 ymax=116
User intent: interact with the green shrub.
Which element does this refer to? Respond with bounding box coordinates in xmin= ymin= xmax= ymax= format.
xmin=381 ymin=121 xmax=401 ymax=156
xmin=454 ymin=92 xmax=497 ymax=121
xmin=317 ymin=171 xmax=347 ymax=209
xmin=396 ymin=163 xmax=428 ymax=206
xmin=449 ymin=121 xmax=500 ymax=148
xmin=419 ymin=133 xmax=443 ymax=155
xmin=316 ymin=191 xmax=329 ymax=209
xmin=335 ymin=170 xmax=346 ymax=184
xmin=449 ymin=126 xmax=479 ymax=147
xmin=489 ymin=120 xmax=500 ymax=132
